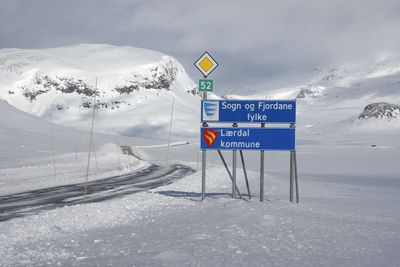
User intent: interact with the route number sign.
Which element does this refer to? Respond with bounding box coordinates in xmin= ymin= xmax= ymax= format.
xmin=199 ymin=79 xmax=213 ymax=92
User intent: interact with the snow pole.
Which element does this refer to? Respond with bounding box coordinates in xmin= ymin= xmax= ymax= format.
xmin=114 ymin=132 xmax=121 ymax=168
xmin=76 ymin=138 xmax=80 ymax=161
xmin=164 ymin=96 xmax=175 ymax=184
xmin=196 ymin=149 xmax=200 ymax=171
xmin=50 ymin=109 xmax=57 ymax=180
xmin=84 ymin=77 xmax=97 ymax=205
xmin=92 ymin=141 xmax=99 ymax=172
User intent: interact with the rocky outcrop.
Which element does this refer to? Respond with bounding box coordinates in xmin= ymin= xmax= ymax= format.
xmin=115 ymin=57 xmax=181 ymax=94
xmin=20 ymin=75 xmax=97 ymax=102
xmin=296 ymin=86 xmax=326 ymax=100
xmin=359 ymin=102 xmax=400 ymax=120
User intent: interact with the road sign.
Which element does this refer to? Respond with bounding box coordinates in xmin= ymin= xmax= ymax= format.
xmin=194 ymin=52 xmax=218 ymax=77
xmin=201 ymin=127 xmax=295 ymax=150
xmin=201 ymin=100 xmax=296 ymax=123
xmin=199 ymin=79 xmax=213 ymax=92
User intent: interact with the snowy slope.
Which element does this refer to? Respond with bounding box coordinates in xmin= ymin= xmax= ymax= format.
xmin=0 ymin=44 xmax=199 ymax=138
xmin=0 ymin=98 xmax=154 ymax=196
xmin=224 ymin=59 xmax=400 ymax=138
xmin=0 ymin=47 xmax=400 ymax=266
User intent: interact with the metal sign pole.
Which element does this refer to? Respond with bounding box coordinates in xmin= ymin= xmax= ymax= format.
xmin=202 ymin=147 xmax=206 ymax=200
xmin=201 ymin=91 xmax=207 ymax=201
xmin=195 ymin=52 xmax=219 ymax=201
xmin=239 ymin=150 xmax=251 ymax=199
xmin=260 ymin=123 xmax=265 ymax=202
xmin=232 ymin=150 xmax=237 ymax=198
xmin=289 ymin=123 xmax=297 ymax=203
xmin=232 ymin=123 xmax=238 ymax=199
xmin=290 ymin=151 xmax=294 ymax=203
xmin=294 ymin=150 xmax=299 ymax=203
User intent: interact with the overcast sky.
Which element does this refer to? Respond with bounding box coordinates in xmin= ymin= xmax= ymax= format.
xmin=1 ymin=0 xmax=399 ymax=92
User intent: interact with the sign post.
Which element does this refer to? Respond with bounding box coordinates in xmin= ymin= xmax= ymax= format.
xmin=290 ymin=151 xmax=294 ymax=203
xmin=232 ymin=123 xmax=238 ymax=198
xmin=260 ymin=123 xmax=265 ymax=202
xmin=200 ymin=99 xmax=298 ymax=202
xmin=202 ymin=133 xmax=206 ymax=201
xmin=202 ymin=99 xmax=207 ymax=201
xmin=196 ymin=54 xmax=299 ymax=203
xmin=194 ymin=52 xmax=219 ymax=201
xmin=294 ymin=150 xmax=299 ymax=203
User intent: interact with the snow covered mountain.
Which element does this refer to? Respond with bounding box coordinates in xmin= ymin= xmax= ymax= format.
xmin=1 ymin=45 xmax=400 ymax=266
xmin=223 ymin=59 xmax=400 ymax=136
xmin=2 ymin=44 xmax=399 ymax=142
xmin=0 ymin=44 xmax=199 ymax=138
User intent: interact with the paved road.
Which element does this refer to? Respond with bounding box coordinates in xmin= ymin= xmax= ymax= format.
xmin=0 ymin=164 xmax=194 ymax=222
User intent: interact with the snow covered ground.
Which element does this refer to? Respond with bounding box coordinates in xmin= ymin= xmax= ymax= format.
xmin=1 ymin=146 xmax=399 ymax=266
xmin=0 ymin=45 xmax=399 ymax=266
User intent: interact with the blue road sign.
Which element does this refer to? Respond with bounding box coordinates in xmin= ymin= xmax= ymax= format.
xmin=201 ymin=100 xmax=296 ymax=123
xmin=201 ymin=127 xmax=295 ymax=151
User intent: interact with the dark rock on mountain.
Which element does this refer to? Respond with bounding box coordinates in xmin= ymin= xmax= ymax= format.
xmin=359 ymin=102 xmax=400 ymax=120
xmin=296 ymin=86 xmax=325 ymax=100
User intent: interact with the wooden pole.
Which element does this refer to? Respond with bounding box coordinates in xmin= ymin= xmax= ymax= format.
xmin=84 ymin=77 xmax=97 ymax=204
xmin=164 ymin=97 xmax=175 ymax=184
xmin=92 ymin=141 xmax=99 ymax=172
xmin=114 ymin=135 xmax=122 ymax=168
xmin=50 ymin=111 xmax=56 ymax=180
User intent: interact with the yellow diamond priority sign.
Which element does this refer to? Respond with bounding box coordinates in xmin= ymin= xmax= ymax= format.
xmin=194 ymin=52 xmax=218 ymax=78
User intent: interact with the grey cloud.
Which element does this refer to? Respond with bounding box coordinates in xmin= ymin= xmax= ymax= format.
xmin=0 ymin=0 xmax=399 ymax=92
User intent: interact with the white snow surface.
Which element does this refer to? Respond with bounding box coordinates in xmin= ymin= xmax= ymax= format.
xmin=1 ymin=155 xmax=399 ymax=266
xmin=0 ymin=44 xmax=199 ymax=137
xmin=0 ymin=46 xmax=399 ymax=266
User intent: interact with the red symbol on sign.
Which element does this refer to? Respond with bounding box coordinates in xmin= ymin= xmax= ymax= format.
xmin=203 ymin=130 xmax=218 ymax=147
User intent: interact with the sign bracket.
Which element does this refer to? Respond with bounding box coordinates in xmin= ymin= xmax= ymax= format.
xmin=217 ymin=150 xmax=242 ymax=198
